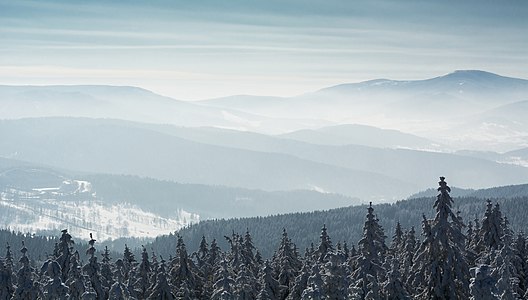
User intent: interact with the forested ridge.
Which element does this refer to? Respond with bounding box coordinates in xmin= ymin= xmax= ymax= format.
xmin=0 ymin=177 xmax=527 ymax=298
xmin=165 ymin=194 xmax=528 ymax=259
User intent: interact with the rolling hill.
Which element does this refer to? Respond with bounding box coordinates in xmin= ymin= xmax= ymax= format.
xmin=0 ymin=117 xmax=419 ymax=200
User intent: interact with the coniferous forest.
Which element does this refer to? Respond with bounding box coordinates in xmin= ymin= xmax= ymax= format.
xmin=1 ymin=177 xmax=527 ymax=299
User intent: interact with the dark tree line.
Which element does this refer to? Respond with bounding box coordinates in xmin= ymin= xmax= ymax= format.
xmin=167 ymin=193 xmax=528 ymax=259
xmin=1 ymin=177 xmax=527 ymax=299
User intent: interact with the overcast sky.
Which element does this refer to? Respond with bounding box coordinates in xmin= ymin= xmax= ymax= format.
xmin=1 ymin=0 xmax=527 ymax=100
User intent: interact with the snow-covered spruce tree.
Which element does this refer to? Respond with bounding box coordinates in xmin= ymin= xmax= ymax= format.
xmin=82 ymin=233 xmax=105 ymax=300
xmin=465 ymin=221 xmax=479 ymax=267
xmin=492 ymin=225 xmax=521 ymax=300
xmin=12 ymin=241 xmax=39 ymax=300
xmin=390 ymin=221 xmax=404 ymax=255
xmin=257 ymin=260 xmax=281 ymax=300
xmin=513 ymin=233 xmax=528 ymax=296
xmin=108 ymin=261 xmax=132 ymax=300
xmin=470 ymin=216 xmax=481 ymax=248
xmin=272 ymin=228 xmax=302 ymax=298
xmin=470 ymin=264 xmax=498 ymax=300
xmin=467 ymin=221 xmax=474 ymax=245
xmin=208 ymin=239 xmax=223 ymax=268
xmin=100 ymin=246 xmax=114 ymax=294
xmin=316 ymin=224 xmax=334 ymax=263
xmin=286 ymin=263 xmax=310 ymax=300
xmin=40 ymin=259 xmax=70 ymax=300
xmin=150 ymin=250 xmax=159 ymax=286
xmin=224 ymin=231 xmax=247 ymax=273
xmin=170 ymin=235 xmax=202 ymax=298
xmin=211 ymin=258 xmax=235 ymax=300
xmin=195 ymin=235 xmax=209 ymax=271
xmin=134 ymin=245 xmax=151 ymax=299
xmin=197 ymin=238 xmax=223 ymax=299
xmin=411 ymin=177 xmax=470 ymax=299
xmin=242 ymin=229 xmax=259 ymax=276
xmin=338 ymin=242 xmax=349 ymax=262
xmin=234 ymin=264 xmax=258 ymax=300
xmin=382 ymin=258 xmax=410 ymax=300
xmin=407 ymin=215 xmax=432 ymax=295
xmin=400 ymin=226 xmax=416 ymax=281
xmin=349 ymin=202 xmax=386 ymax=300
xmin=147 ymin=258 xmax=175 ymax=300
xmin=126 ymin=265 xmax=138 ymax=299
xmin=122 ymin=244 xmax=136 ymax=282
xmin=56 ymin=229 xmax=75 ymax=283
xmin=300 ymin=264 xmax=325 ymax=300
xmin=66 ymin=250 xmax=86 ymax=300
xmin=308 ymin=242 xmax=319 ymax=263
xmin=4 ymin=243 xmax=13 ymax=279
xmin=494 ymin=250 xmax=520 ymax=299
xmin=476 ymin=200 xmax=504 ymax=259
xmin=322 ymin=252 xmax=349 ymax=299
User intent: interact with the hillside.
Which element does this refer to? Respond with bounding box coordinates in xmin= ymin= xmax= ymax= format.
xmin=278 ymin=124 xmax=443 ymax=150
xmin=158 ymin=182 xmax=528 ymax=258
xmin=0 ymin=117 xmax=420 ymax=200
xmin=0 ymin=84 xmax=327 ymax=133
xmin=0 ymin=158 xmax=359 ymax=241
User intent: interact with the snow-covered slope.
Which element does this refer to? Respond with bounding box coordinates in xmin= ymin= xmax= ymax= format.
xmin=0 ymin=175 xmax=199 ymax=241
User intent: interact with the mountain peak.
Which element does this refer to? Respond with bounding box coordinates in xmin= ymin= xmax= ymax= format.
xmin=444 ymin=69 xmax=499 ymax=78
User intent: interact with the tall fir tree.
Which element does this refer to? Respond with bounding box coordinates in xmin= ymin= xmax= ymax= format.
xmin=382 ymin=258 xmax=410 ymax=300
xmin=66 ymin=250 xmax=86 ymax=300
xmin=211 ymin=258 xmax=235 ymax=300
xmin=411 ymin=177 xmax=470 ymax=299
xmin=316 ymin=225 xmax=334 ymax=263
xmin=390 ymin=221 xmax=404 ymax=255
xmin=12 ymin=241 xmax=39 ymax=300
xmin=147 ymin=258 xmax=175 ymax=300
xmin=349 ymin=202 xmax=386 ymax=300
xmin=82 ymin=233 xmax=106 ymax=300
xmin=257 ymin=260 xmax=281 ymax=300
xmin=300 ymin=264 xmax=325 ymax=300
xmin=273 ymin=228 xmax=301 ymax=299
xmin=170 ymin=235 xmax=202 ymax=298
xmin=100 ymin=246 xmax=114 ymax=295
xmin=286 ymin=263 xmax=310 ymax=300
xmin=322 ymin=253 xmax=349 ymax=299
xmin=476 ymin=200 xmax=504 ymax=258
xmin=40 ymin=259 xmax=70 ymax=300
xmin=56 ymin=229 xmax=75 ymax=284
xmin=134 ymin=245 xmax=151 ymax=299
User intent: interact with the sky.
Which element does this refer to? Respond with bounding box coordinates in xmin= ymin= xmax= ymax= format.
xmin=1 ymin=0 xmax=527 ymax=100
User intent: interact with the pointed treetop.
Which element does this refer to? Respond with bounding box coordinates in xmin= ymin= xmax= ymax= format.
xmin=438 ymin=176 xmax=451 ymax=193
xmin=89 ymin=233 xmax=96 ymax=245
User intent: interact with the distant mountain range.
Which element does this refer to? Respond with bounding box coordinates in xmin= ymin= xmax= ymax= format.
xmin=2 ymin=117 xmax=528 ymax=202
xmin=1 ymin=70 xmax=528 ymax=238
xmin=2 ymin=70 xmax=528 ymax=151
xmin=199 ymin=70 xmax=528 ymax=151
